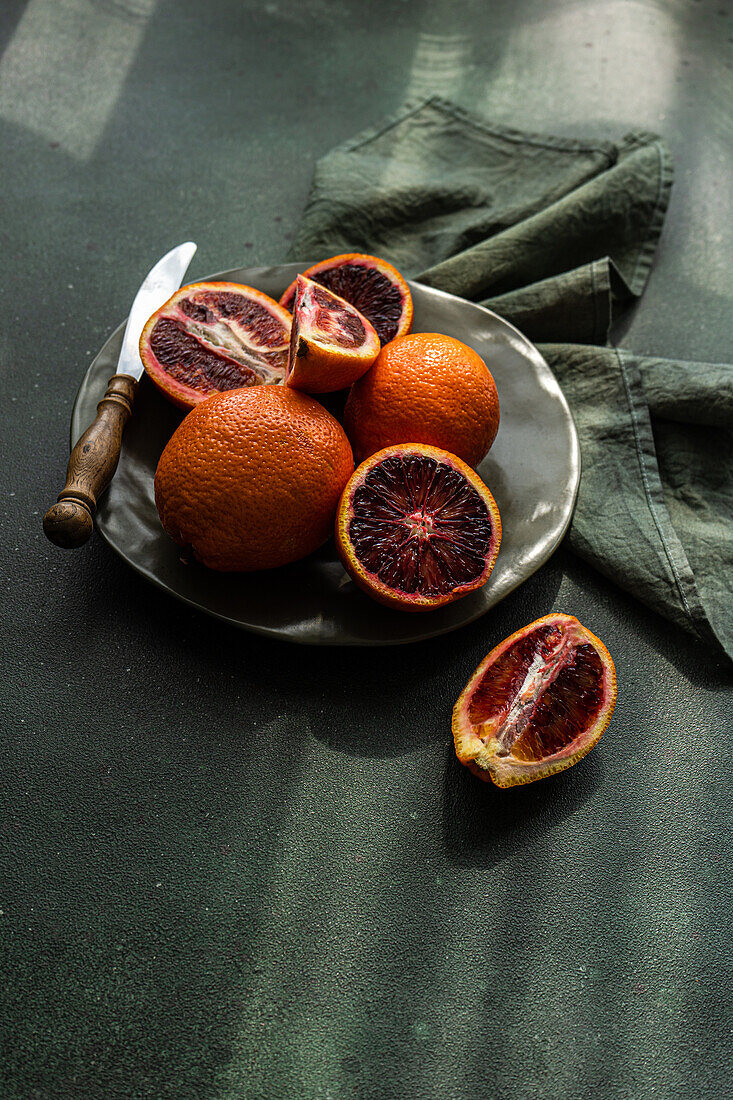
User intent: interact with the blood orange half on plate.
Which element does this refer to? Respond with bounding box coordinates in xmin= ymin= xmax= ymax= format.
xmin=140 ymin=282 xmax=291 ymax=410
xmin=336 ymin=443 xmax=501 ymax=611
xmin=453 ymin=613 xmax=617 ymax=787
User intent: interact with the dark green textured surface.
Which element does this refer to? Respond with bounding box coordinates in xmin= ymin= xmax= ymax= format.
xmin=1 ymin=2 xmax=732 ymax=1098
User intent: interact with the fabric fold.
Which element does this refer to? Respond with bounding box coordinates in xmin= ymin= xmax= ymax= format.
xmin=542 ymin=345 xmax=731 ymax=656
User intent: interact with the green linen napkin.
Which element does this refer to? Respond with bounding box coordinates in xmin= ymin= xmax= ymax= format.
xmin=290 ymin=97 xmax=733 ymax=660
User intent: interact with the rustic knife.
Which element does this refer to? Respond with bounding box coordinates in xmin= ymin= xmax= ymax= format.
xmin=43 ymin=241 xmax=197 ymax=548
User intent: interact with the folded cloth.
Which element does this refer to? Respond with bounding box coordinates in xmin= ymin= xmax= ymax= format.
xmin=290 ymin=97 xmax=732 ymax=660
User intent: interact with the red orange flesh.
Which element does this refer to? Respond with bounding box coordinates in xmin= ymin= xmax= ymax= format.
xmin=286 ymin=275 xmax=380 ymax=394
xmin=336 ymin=443 xmax=501 ymax=611
xmin=280 ymin=253 xmax=413 ymax=346
xmin=453 ymin=614 xmax=617 ymax=787
xmin=140 ymin=282 xmax=291 ymax=410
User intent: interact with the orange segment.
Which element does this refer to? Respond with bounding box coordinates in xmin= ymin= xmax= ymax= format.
xmin=280 ymin=253 xmax=413 ymax=345
xmin=285 ymin=276 xmax=380 ymax=394
xmin=453 ymin=614 xmax=617 ymax=787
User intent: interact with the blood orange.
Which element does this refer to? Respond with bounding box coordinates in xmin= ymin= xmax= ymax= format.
xmin=280 ymin=253 xmax=413 ymax=346
xmin=343 ymin=333 xmax=500 ymax=468
xmin=286 ymin=275 xmax=380 ymax=394
xmin=154 ymin=386 xmax=353 ymax=571
xmin=140 ymin=282 xmax=291 ymax=410
xmin=336 ymin=444 xmax=501 ymax=611
xmin=453 ymin=614 xmax=617 ymax=787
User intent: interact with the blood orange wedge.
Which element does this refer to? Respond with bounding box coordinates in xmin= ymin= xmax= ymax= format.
xmin=336 ymin=444 xmax=501 ymax=611
xmin=453 ymin=614 xmax=617 ymax=788
xmin=286 ymin=275 xmax=380 ymax=394
xmin=280 ymin=253 xmax=413 ymax=346
xmin=140 ymin=282 xmax=291 ymax=410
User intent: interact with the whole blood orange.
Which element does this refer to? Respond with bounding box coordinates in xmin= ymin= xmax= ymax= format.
xmin=336 ymin=443 xmax=501 ymax=611
xmin=286 ymin=275 xmax=380 ymax=394
xmin=343 ymin=333 xmax=500 ymax=468
xmin=154 ymin=387 xmax=353 ymax=571
xmin=280 ymin=253 xmax=413 ymax=346
xmin=453 ymin=614 xmax=617 ymax=787
xmin=140 ymin=282 xmax=291 ymax=410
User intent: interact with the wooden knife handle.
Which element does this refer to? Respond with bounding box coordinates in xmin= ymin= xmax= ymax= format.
xmin=43 ymin=374 xmax=138 ymax=548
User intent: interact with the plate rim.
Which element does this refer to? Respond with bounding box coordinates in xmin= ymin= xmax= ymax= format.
xmin=71 ymin=262 xmax=581 ymax=646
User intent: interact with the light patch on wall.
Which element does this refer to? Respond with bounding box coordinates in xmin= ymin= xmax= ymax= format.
xmin=0 ymin=0 xmax=157 ymax=161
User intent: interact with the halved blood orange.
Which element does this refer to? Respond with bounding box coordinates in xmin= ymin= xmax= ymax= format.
xmin=139 ymin=282 xmax=291 ymax=410
xmin=453 ymin=614 xmax=617 ymax=787
xmin=280 ymin=253 xmax=413 ymax=346
xmin=336 ymin=444 xmax=501 ymax=611
xmin=286 ymin=275 xmax=380 ymax=394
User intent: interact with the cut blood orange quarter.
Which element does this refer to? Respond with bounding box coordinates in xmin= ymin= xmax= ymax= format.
xmin=453 ymin=614 xmax=617 ymax=787
xmin=280 ymin=253 xmax=413 ymax=346
xmin=286 ymin=275 xmax=380 ymax=394
xmin=336 ymin=444 xmax=501 ymax=611
xmin=140 ymin=282 xmax=291 ymax=409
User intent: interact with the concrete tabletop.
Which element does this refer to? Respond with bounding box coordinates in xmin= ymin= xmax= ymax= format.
xmin=1 ymin=2 xmax=731 ymax=1097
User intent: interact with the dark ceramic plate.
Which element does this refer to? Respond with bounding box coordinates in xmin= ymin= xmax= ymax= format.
xmin=72 ymin=263 xmax=580 ymax=646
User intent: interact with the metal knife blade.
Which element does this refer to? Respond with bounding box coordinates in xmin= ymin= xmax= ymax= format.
xmin=43 ymin=241 xmax=197 ymax=548
xmin=117 ymin=240 xmax=197 ymax=379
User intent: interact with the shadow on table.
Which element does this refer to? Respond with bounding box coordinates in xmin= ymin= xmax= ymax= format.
xmin=442 ymin=742 xmax=604 ymax=870
xmin=302 ymin=551 xmax=566 ymax=759
xmin=55 ymin=527 xmax=565 ymax=761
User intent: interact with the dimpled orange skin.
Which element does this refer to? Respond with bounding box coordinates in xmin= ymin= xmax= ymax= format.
xmin=154 ymin=387 xmax=354 ymax=572
xmin=343 ymin=333 xmax=500 ymax=468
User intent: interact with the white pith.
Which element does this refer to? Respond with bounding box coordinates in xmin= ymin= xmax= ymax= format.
xmin=298 ymin=280 xmax=373 ymax=354
xmin=405 ymin=510 xmax=435 ymax=539
xmin=159 ymin=288 xmax=290 ymax=385
xmin=492 ymin=629 xmax=574 ymax=756
xmin=183 ymin=317 xmax=287 ymax=382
